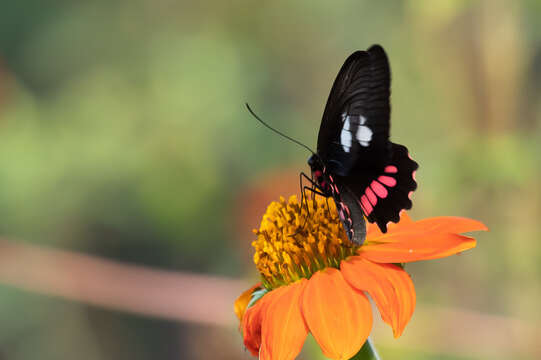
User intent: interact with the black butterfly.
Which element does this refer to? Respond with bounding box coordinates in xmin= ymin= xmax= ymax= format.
xmin=305 ymin=44 xmax=418 ymax=245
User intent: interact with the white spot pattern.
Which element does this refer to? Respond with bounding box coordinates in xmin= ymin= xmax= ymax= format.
xmin=340 ymin=116 xmax=352 ymax=152
xmin=340 ymin=114 xmax=373 ymax=150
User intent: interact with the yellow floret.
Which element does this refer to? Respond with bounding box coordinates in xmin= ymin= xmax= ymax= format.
xmin=252 ymin=195 xmax=359 ymax=289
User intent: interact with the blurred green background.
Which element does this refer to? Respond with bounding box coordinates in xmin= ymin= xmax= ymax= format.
xmin=0 ymin=0 xmax=540 ymax=359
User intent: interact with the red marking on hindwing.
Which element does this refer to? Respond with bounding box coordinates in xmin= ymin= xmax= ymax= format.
xmin=384 ymin=165 xmax=398 ymax=174
xmin=378 ymin=175 xmax=397 ymax=187
xmin=361 ymin=195 xmax=373 ymax=214
xmin=412 ymin=170 xmax=417 ymax=181
xmin=343 ymin=203 xmax=351 ymax=216
xmin=365 ymin=187 xmax=377 ymax=206
xmin=370 ymin=181 xmax=388 ymax=198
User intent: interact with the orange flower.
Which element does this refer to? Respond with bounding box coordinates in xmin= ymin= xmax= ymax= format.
xmin=235 ymin=196 xmax=487 ymax=360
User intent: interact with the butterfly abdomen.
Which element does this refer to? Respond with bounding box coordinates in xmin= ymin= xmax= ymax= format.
xmin=313 ymin=169 xmax=334 ymax=195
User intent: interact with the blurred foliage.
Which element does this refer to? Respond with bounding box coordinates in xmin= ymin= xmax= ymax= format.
xmin=0 ymin=0 xmax=540 ymax=359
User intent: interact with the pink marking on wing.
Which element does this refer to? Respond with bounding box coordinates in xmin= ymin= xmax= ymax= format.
xmin=412 ymin=170 xmax=417 ymax=181
xmin=334 ymin=185 xmax=340 ymax=194
xmin=343 ymin=204 xmax=351 ymax=216
xmin=321 ymin=181 xmax=327 ymax=188
xmin=408 ymin=191 xmax=413 ymax=199
xmin=378 ymin=175 xmax=397 ymax=187
xmin=361 ymin=195 xmax=373 ymax=214
xmin=360 ymin=204 xmax=367 ymax=214
xmin=371 ymin=181 xmax=388 ymax=198
xmin=328 ymin=175 xmax=334 ymax=182
xmin=384 ymin=165 xmax=398 ymax=174
xmin=314 ymin=170 xmax=322 ymax=177
xmin=339 ymin=209 xmax=345 ymax=221
xmin=365 ymin=187 xmax=377 ymax=206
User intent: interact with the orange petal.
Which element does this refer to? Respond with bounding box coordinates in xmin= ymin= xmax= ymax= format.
xmin=361 ymin=233 xmax=476 ymax=262
xmin=361 ymin=215 xmax=488 ymax=263
xmin=413 ymin=216 xmax=488 ymax=234
xmin=341 ymin=257 xmax=415 ymax=337
xmin=235 ymin=283 xmax=261 ymax=322
xmin=260 ymin=280 xmax=309 ymax=360
xmin=367 ymin=214 xmax=487 ymax=243
xmin=301 ymin=268 xmax=372 ymax=360
xmin=242 ymin=288 xmax=273 ymax=356
xmin=366 ymin=211 xmax=414 ymax=238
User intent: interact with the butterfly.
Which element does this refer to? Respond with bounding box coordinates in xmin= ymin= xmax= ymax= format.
xmin=305 ymin=44 xmax=418 ymax=245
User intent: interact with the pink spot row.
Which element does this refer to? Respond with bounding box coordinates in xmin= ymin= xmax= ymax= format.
xmin=361 ymin=195 xmax=373 ymax=215
xmin=378 ymin=175 xmax=396 ymax=187
xmin=365 ymin=187 xmax=377 ymax=205
xmin=360 ymin=165 xmax=400 ymax=215
xmin=384 ymin=165 xmax=398 ymax=173
xmin=370 ymin=180 xmax=388 ymax=198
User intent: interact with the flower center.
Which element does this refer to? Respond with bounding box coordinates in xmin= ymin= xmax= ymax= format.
xmin=252 ymin=195 xmax=359 ymax=289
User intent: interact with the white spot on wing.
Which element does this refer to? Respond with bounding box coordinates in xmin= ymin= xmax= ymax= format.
xmin=340 ymin=114 xmax=372 ymax=150
xmin=355 ymin=120 xmax=373 ymax=146
xmin=359 ymin=115 xmax=367 ymax=125
xmin=340 ymin=116 xmax=352 ymax=152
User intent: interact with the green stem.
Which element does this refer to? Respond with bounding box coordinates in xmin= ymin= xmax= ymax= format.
xmin=349 ymin=337 xmax=381 ymax=360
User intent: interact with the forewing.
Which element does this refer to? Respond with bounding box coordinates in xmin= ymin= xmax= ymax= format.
xmin=317 ymin=45 xmax=391 ymax=176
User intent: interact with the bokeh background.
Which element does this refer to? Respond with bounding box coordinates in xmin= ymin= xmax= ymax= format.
xmin=0 ymin=0 xmax=540 ymax=359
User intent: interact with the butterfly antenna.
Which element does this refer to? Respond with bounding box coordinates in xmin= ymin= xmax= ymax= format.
xmin=245 ymin=103 xmax=316 ymax=155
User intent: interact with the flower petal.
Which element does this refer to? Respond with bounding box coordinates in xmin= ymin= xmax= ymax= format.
xmin=361 ymin=215 xmax=488 ymax=263
xmin=242 ymin=288 xmax=274 ymax=356
xmin=260 ymin=280 xmax=308 ymax=360
xmin=301 ymin=268 xmax=372 ymax=360
xmin=362 ymin=233 xmax=476 ymax=262
xmin=414 ymin=216 xmax=489 ymax=234
xmin=235 ymin=283 xmax=261 ymax=322
xmin=366 ymin=211 xmax=414 ymax=238
xmin=341 ymin=257 xmax=415 ymax=338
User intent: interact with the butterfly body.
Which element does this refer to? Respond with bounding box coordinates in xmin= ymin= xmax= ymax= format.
xmin=307 ymin=45 xmax=418 ymax=245
xmin=308 ymin=154 xmax=367 ymax=244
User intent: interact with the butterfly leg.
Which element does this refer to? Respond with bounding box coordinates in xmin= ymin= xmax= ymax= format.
xmin=289 ymin=185 xmax=330 ymax=239
xmin=325 ymin=197 xmax=331 ymax=213
xmin=290 ymin=173 xmax=328 ymax=239
xmin=293 ymin=173 xmax=314 ymax=238
xmin=300 ymin=171 xmax=332 ymax=213
xmin=299 ymin=172 xmax=324 ymax=218
xmin=302 ymin=186 xmax=327 ymax=197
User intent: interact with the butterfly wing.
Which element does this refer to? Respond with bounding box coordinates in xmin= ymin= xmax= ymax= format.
xmin=316 ymin=45 xmax=418 ymax=234
xmin=332 ymin=181 xmax=367 ymax=245
xmin=340 ymin=142 xmax=418 ymax=233
xmin=317 ymin=45 xmax=391 ymax=176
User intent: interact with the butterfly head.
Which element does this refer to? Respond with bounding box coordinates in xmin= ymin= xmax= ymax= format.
xmin=308 ymin=154 xmax=333 ymax=194
xmin=307 ymin=154 xmax=324 ymax=173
